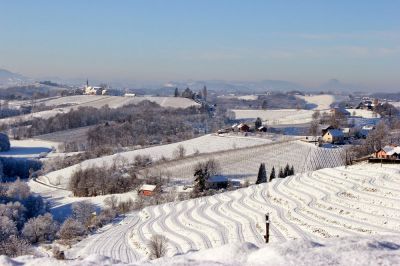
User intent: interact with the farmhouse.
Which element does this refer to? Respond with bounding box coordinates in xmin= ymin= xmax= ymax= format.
xmin=321 ymin=125 xmax=335 ymax=136
xmin=322 ymin=129 xmax=344 ymax=144
xmin=138 ymin=184 xmax=157 ymax=196
xmin=237 ymin=123 xmax=250 ymax=132
xmin=374 ymin=145 xmax=400 ymax=160
xmin=258 ymin=126 xmax=267 ymax=132
xmin=341 ymin=128 xmax=351 ymax=139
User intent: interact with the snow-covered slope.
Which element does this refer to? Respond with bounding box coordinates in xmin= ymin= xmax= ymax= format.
xmin=0 ymin=96 xmax=200 ymax=124
xmin=4 ymin=234 xmax=399 ymax=265
xmin=67 ymin=163 xmax=400 ymax=263
xmin=231 ymin=109 xmax=315 ymax=125
xmin=37 ymin=134 xmax=273 ymax=188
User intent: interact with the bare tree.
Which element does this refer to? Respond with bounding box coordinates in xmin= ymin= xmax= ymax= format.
xmin=104 ymin=195 xmax=119 ymax=209
xmin=173 ymin=144 xmax=186 ymax=159
xmin=71 ymin=201 xmax=95 ymax=227
xmin=148 ymin=234 xmax=168 ymax=259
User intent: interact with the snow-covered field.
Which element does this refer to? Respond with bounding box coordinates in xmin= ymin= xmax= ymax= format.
xmin=0 ymin=139 xmax=57 ymax=158
xmin=0 ymin=96 xmax=199 ymax=124
xmin=66 ymin=163 xmax=400 ymax=263
xmin=3 ymin=234 xmax=400 ymax=265
xmin=297 ymin=94 xmax=336 ymax=110
xmin=36 ymin=134 xmax=273 ymax=189
xmin=40 ymin=95 xmax=200 ymax=109
xmin=145 ymin=140 xmax=345 ymax=183
xmin=346 ymin=108 xmax=381 ymax=118
xmin=231 ymin=109 xmax=315 ymax=125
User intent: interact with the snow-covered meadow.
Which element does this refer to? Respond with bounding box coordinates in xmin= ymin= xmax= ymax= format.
xmin=37 ymin=134 xmax=274 ymax=189
xmin=0 ymin=95 xmax=200 ymax=125
xmin=0 ymin=139 xmax=57 ymax=158
xmin=231 ymin=109 xmax=315 ymax=125
xmin=144 ymin=140 xmax=345 ymax=183
xmin=3 ymin=234 xmax=400 ymax=265
xmin=66 ymin=163 xmax=400 ymax=263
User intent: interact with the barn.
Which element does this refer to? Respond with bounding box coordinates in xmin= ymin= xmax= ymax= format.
xmin=138 ymin=184 xmax=157 ymax=196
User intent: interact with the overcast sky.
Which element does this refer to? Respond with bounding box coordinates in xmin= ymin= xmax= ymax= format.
xmin=0 ymin=0 xmax=399 ymax=89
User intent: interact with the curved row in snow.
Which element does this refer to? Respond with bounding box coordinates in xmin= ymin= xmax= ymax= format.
xmin=69 ymin=164 xmax=400 ymax=263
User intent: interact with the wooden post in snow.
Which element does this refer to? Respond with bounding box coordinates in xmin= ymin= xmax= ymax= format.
xmin=264 ymin=213 xmax=270 ymax=243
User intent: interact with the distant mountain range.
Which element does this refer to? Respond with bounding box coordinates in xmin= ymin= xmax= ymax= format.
xmin=0 ymin=68 xmax=31 ymax=87
xmin=0 ymin=68 xmax=369 ymax=93
xmin=162 ymin=80 xmax=305 ymax=93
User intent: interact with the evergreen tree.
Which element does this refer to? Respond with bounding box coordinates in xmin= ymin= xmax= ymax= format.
xmin=269 ymin=166 xmax=276 ymax=182
xmin=261 ymin=100 xmax=268 ymax=110
xmin=255 ymin=117 xmax=262 ymax=129
xmin=290 ymin=165 xmax=295 ymax=175
xmin=284 ymin=163 xmax=290 ymax=177
xmin=194 ymin=167 xmax=207 ymax=192
xmin=202 ymin=86 xmax=207 ymax=101
xmin=278 ymin=168 xmax=285 ymax=178
xmin=174 ymin=88 xmax=179 ymax=97
xmin=256 ymin=163 xmax=267 ymax=184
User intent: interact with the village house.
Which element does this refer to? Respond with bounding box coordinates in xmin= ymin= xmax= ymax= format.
xmin=360 ymin=125 xmax=376 ymax=138
xmin=138 ymin=184 xmax=158 ymax=196
xmin=341 ymin=128 xmax=351 ymax=139
xmin=321 ymin=125 xmax=335 ymax=136
xmin=257 ymin=126 xmax=267 ymax=132
xmin=322 ymin=129 xmax=344 ymax=144
xmin=83 ymin=80 xmax=107 ymax=95
xmin=373 ymin=145 xmax=400 ymax=160
xmin=237 ymin=123 xmax=250 ymax=132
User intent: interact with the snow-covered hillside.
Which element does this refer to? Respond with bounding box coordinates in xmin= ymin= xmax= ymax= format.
xmin=0 ymin=95 xmax=200 ymax=124
xmin=3 ymin=235 xmax=400 ymax=265
xmin=297 ymin=94 xmax=340 ymax=110
xmin=37 ymin=134 xmax=274 ymax=188
xmin=66 ymin=163 xmax=400 ymax=263
xmin=145 ymin=140 xmax=345 ymax=183
xmin=231 ymin=109 xmax=315 ymax=125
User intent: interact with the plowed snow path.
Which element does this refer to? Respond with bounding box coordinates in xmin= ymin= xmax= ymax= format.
xmin=69 ymin=164 xmax=400 ymax=263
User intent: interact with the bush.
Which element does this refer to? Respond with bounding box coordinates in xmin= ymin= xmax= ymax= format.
xmin=0 ymin=216 xmax=18 ymax=241
xmin=22 ymin=213 xmax=59 ymax=243
xmin=69 ymin=165 xmax=140 ymax=197
xmin=57 ymin=218 xmax=86 ymax=241
xmin=0 ymin=235 xmax=31 ymax=257
xmin=6 ymin=178 xmax=30 ymax=200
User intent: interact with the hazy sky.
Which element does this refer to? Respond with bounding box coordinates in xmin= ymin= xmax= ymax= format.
xmin=0 ymin=0 xmax=399 ymax=89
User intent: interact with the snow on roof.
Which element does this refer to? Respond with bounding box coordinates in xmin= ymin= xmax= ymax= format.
xmin=382 ymin=145 xmax=400 ymax=155
xmin=139 ymin=184 xmax=157 ymax=191
xmin=341 ymin=128 xmax=350 ymax=133
xmin=207 ymin=175 xmax=228 ymax=183
xmin=362 ymin=125 xmax=375 ymax=130
xmin=326 ymin=129 xmax=344 ymax=137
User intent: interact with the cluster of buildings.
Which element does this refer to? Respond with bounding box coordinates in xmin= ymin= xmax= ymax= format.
xmin=82 ymin=80 xmax=108 ymax=95
xmin=217 ymin=123 xmax=267 ymax=134
xmin=318 ymin=124 xmax=376 ymax=145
